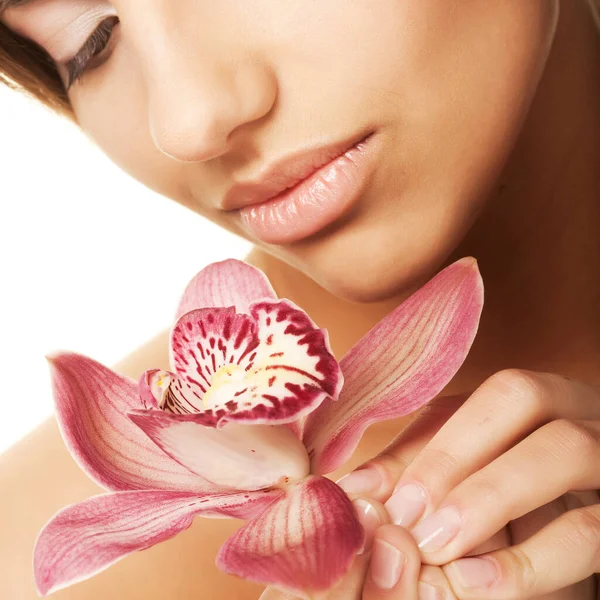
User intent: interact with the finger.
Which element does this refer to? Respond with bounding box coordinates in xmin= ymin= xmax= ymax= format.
xmin=325 ymin=553 xmax=371 ymax=600
xmin=509 ymin=490 xmax=600 ymax=546
xmin=510 ymin=497 xmax=567 ymax=545
xmin=418 ymin=565 xmax=458 ymax=600
xmin=388 ymin=371 xmax=600 ymax=527
xmin=419 ymin=517 xmax=592 ymax=600
xmin=466 ymin=527 xmax=511 ymax=556
xmin=442 ymin=504 xmax=600 ymax=598
xmin=352 ymin=498 xmax=390 ymax=554
xmin=409 ymin=419 xmax=600 ymax=563
xmin=383 ymin=371 xmax=600 ymax=528
xmin=259 ymin=586 xmax=299 ymax=600
xmin=362 ymin=525 xmax=421 ymax=600
xmin=337 ymin=394 xmax=468 ymax=500
xmin=510 ymin=496 xmax=598 ymax=599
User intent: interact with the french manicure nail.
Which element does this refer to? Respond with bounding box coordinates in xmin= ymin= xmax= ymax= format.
xmin=336 ymin=468 xmax=381 ymax=496
xmin=451 ymin=557 xmax=498 ymax=588
xmin=370 ymin=539 xmax=406 ymax=590
xmin=353 ymin=499 xmax=382 ymax=554
xmin=385 ymin=483 xmax=427 ymax=527
xmin=418 ymin=582 xmax=445 ymax=600
xmin=412 ymin=506 xmax=461 ymax=552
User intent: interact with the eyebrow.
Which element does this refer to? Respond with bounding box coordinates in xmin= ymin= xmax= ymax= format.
xmin=0 ymin=0 xmax=35 ymax=16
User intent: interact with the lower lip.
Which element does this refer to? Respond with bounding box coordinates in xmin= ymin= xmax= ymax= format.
xmin=239 ymin=132 xmax=379 ymax=244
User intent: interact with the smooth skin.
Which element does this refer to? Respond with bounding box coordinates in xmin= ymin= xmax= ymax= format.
xmin=0 ymin=0 xmax=599 ymax=598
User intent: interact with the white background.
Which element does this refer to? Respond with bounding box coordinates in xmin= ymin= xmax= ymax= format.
xmin=0 ymin=85 xmax=252 ymax=453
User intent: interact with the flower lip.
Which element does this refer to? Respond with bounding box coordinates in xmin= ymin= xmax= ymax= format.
xmin=221 ymin=129 xmax=375 ymax=212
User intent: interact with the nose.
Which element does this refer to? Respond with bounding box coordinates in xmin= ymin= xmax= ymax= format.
xmin=142 ymin=31 xmax=277 ymax=163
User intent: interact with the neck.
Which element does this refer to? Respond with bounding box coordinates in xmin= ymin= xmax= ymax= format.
xmin=247 ymin=1 xmax=600 ymax=400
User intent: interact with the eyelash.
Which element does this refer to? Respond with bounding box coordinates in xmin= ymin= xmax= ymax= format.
xmin=65 ymin=16 xmax=120 ymax=90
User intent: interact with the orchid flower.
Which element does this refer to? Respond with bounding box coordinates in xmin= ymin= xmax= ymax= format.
xmin=34 ymin=257 xmax=483 ymax=598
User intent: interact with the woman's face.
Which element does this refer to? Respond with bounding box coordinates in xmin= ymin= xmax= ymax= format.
xmin=4 ymin=0 xmax=559 ymax=301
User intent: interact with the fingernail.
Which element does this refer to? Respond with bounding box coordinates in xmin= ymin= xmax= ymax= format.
xmin=418 ymin=582 xmax=445 ymax=600
xmin=451 ymin=557 xmax=499 ymax=588
xmin=385 ymin=483 xmax=428 ymax=527
xmin=336 ymin=468 xmax=381 ymax=496
xmin=370 ymin=539 xmax=406 ymax=590
xmin=412 ymin=506 xmax=461 ymax=552
xmin=353 ymin=499 xmax=383 ymax=555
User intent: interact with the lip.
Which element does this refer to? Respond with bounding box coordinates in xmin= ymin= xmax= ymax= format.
xmin=222 ymin=130 xmax=374 ymax=212
xmin=236 ymin=131 xmax=381 ymax=245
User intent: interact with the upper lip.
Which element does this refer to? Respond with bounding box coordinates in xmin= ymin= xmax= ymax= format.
xmin=222 ymin=130 xmax=373 ymax=212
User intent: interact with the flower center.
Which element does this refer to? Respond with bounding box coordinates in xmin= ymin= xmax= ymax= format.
xmin=202 ymin=363 xmax=248 ymax=411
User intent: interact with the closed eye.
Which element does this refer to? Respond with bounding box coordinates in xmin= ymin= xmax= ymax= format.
xmin=64 ymin=15 xmax=119 ymax=90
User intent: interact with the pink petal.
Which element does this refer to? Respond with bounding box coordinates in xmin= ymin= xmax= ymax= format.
xmin=48 ymin=353 xmax=218 ymax=493
xmin=139 ymin=369 xmax=160 ymax=409
xmin=217 ymin=475 xmax=363 ymax=597
xmin=169 ymin=306 xmax=260 ymax=410
xmin=167 ymin=300 xmax=341 ymax=426
xmin=304 ymin=257 xmax=484 ymax=474
xmin=176 ymin=258 xmax=277 ymax=319
xmin=140 ymin=368 xmax=206 ymax=414
xmin=34 ymin=488 xmax=282 ymax=596
xmin=129 ymin=410 xmax=310 ymax=491
xmin=246 ymin=297 xmax=343 ymax=405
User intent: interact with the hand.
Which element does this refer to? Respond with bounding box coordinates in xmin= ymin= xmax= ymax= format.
xmin=338 ymin=368 xmax=600 ymax=598
xmin=260 ymin=515 xmax=593 ymax=600
xmin=363 ymin=522 xmax=593 ymax=600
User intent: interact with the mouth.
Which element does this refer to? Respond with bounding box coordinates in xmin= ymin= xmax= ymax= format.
xmin=232 ymin=131 xmax=381 ymax=245
xmin=222 ymin=130 xmax=375 ymax=212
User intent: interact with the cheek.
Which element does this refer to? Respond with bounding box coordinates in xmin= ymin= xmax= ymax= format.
xmin=276 ymin=1 xmax=560 ymax=302
xmin=398 ymin=0 xmax=559 ymax=190
xmin=70 ymin=41 xmax=185 ymax=204
xmin=68 ymin=0 xmax=560 ymax=305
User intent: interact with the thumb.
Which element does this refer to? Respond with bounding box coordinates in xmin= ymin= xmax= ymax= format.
xmin=258 ymin=587 xmax=299 ymax=600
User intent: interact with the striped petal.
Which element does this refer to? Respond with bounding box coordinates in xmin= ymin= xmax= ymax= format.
xmin=304 ymin=257 xmax=484 ymax=474
xmin=165 ymin=300 xmax=341 ymax=426
xmin=169 ymin=306 xmax=261 ymax=408
xmin=48 ymin=353 xmax=218 ymax=493
xmin=128 ymin=410 xmax=310 ymax=491
xmin=175 ymin=258 xmax=277 ymax=319
xmin=248 ymin=298 xmax=342 ymax=402
xmin=217 ymin=476 xmax=363 ymax=598
xmin=34 ymin=488 xmax=282 ymax=597
xmin=140 ymin=369 xmax=207 ymax=414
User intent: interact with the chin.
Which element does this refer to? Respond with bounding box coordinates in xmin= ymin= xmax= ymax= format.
xmin=279 ymin=218 xmax=457 ymax=305
xmin=277 ymin=179 xmax=491 ymax=304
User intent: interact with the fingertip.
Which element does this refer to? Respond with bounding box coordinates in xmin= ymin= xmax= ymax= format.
xmin=373 ymin=524 xmax=422 ymax=565
xmin=352 ymin=497 xmax=389 ymax=554
xmin=384 ymin=481 xmax=428 ymax=528
xmin=362 ymin=524 xmax=422 ymax=597
xmin=418 ymin=565 xmax=458 ymax=599
xmin=442 ymin=555 xmax=501 ymax=596
xmin=336 ymin=463 xmax=391 ymax=500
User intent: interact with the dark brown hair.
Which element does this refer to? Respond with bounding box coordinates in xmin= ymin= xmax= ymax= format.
xmin=0 ymin=23 xmax=73 ymax=120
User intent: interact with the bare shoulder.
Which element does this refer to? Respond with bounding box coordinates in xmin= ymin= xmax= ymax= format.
xmin=0 ymin=328 xmax=264 ymax=600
